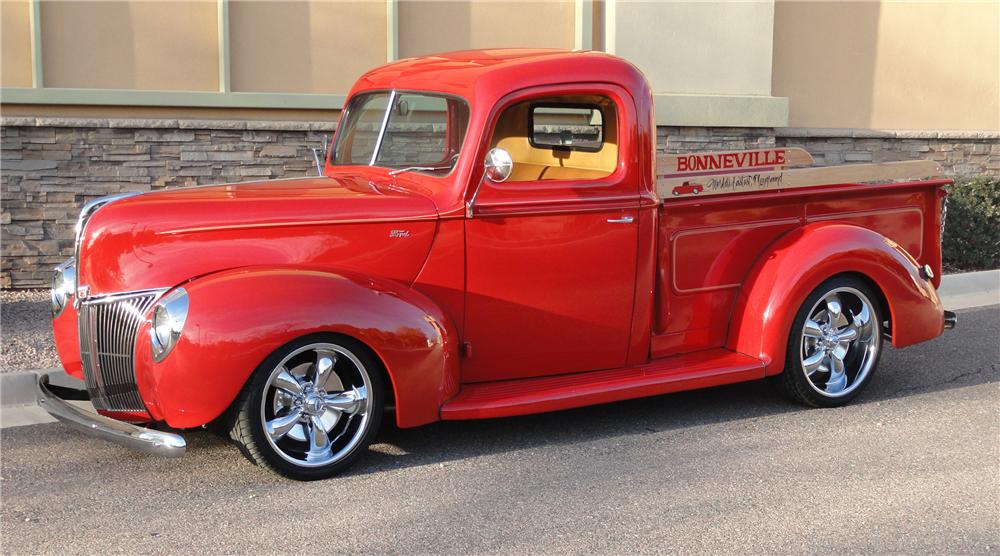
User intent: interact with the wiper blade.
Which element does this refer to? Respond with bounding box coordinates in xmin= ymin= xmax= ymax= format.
xmin=388 ymin=165 xmax=452 ymax=176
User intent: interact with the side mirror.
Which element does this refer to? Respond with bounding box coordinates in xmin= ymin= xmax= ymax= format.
xmin=484 ymin=147 xmax=513 ymax=183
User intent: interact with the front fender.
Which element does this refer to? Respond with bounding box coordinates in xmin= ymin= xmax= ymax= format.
xmin=727 ymin=223 xmax=944 ymax=375
xmin=134 ymin=267 xmax=460 ymax=429
xmin=52 ymin=301 xmax=84 ymax=379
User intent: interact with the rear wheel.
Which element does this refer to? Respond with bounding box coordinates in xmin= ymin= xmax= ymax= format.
xmin=229 ymin=335 xmax=384 ymax=480
xmin=776 ymin=276 xmax=883 ymax=407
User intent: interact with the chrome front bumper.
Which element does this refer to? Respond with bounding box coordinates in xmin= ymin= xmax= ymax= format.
xmin=35 ymin=373 xmax=186 ymax=457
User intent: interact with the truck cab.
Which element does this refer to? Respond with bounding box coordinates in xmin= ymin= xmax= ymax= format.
xmin=40 ymin=50 xmax=954 ymax=480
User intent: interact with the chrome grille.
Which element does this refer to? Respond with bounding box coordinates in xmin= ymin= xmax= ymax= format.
xmin=78 ymin=292 xmax=160 ymax=412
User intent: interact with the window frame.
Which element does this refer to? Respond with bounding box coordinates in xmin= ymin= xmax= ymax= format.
xmin=467 ymin=83 xmax=636 ymax=217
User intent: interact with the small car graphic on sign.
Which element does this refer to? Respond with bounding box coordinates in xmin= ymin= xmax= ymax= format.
xmin=672 ymin=181 xmax=704 ymax=196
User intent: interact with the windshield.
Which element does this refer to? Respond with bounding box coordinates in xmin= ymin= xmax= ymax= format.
xmin=330 ymin=91 xmax=470 ymax=175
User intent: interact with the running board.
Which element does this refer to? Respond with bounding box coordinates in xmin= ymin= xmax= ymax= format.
xmin=441 ymin=349 xmax=764 ymax=420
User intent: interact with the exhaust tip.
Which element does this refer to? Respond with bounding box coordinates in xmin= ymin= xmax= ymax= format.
xmin=944 ymin=310 xmax=957 ymax=330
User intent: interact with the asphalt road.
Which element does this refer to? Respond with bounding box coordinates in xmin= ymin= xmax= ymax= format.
xmin=2 ymin=305 xmax=998 ymax=554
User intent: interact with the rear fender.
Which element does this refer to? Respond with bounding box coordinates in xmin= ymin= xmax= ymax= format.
xmin=134 ymin=267 xmax=460 ymax=429
xmin=727 ymin=223 xmax=944 ymax=375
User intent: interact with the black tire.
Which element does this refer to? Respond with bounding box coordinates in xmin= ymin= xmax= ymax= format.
xmin=775 ymin=275 xmax=884 ymax=408
xmin=229 ymin=333 xmax=384 ymax=480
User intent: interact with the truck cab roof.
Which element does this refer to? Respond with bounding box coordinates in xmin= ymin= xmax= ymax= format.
xmin=349 ymin=49 xmax=649 ymax=107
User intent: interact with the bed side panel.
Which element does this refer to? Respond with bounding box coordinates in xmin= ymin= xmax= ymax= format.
xmin=653 ymin=182 xmax=943 ymax=360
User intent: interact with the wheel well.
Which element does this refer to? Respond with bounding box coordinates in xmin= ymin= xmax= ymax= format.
xmin=217 ymin=331 xmax=397 ymax=430
xmin=829 ymin=271 xmax=892 ymax=337
xmin=313 ymin=331 xmax=397 ymax=409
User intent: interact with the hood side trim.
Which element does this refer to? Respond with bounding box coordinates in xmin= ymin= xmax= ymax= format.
xmin=160 ymin=213 xmax=439 ymax=236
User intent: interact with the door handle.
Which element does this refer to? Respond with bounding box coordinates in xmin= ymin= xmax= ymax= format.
xmin=607 ymin=216 xmax=634 ymax=224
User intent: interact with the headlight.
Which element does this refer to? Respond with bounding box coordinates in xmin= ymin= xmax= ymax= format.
xmin=150 ymin=288 xmax=189 ymax=362
xmin=50 ymin=259 xmax=76 ymax=317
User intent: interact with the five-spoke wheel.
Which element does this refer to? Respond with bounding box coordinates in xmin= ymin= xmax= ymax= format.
xmin=229 ymin=335 xmax=384 ymax=480
xmin=777 ymin=277 xmax=884 ymax=407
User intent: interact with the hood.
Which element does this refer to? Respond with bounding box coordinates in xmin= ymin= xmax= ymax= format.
xmin=109 ymin=173 xmax=438 ymax=234
xmin=78 ymin=173 xmax=441 ymax=294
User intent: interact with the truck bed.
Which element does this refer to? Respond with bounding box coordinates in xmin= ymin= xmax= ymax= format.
xmin=652 ymin=178 xmax=949 ymax=359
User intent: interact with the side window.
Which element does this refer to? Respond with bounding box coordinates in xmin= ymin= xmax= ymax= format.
xmin=490 ymin=95 xmax=618 ymax=182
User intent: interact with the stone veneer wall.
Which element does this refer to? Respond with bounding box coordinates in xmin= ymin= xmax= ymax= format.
xmin=657 ymin=126 xmax=1000 ymax=178
xmin=2 ymin=117 xmax=998 ymax=288
xmin=774 ymin=128 xmax=1000 ymax=175
xmin=2 ymin=118 xmax=336 ymax=288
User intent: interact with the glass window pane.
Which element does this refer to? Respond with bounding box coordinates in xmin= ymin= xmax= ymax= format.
xmin=330 ymin=91 xmax=469 ymax=175
xmin=375 ymin=94 xmax=451 ymax=167
xmin=531 ymin=105 xmax=604 ymax=151
xmin=332 ymin=93 xmax=390 ymax=165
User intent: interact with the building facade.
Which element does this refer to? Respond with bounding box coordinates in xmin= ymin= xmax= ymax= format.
xmin=2 ymin=0 xmax=998 ymax=288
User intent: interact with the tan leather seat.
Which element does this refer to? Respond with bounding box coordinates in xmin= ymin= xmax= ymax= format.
xmin=538 ymin=165 xmax=609 ymax=180
xmin=508 ymin=163 xmax=548 ymax=182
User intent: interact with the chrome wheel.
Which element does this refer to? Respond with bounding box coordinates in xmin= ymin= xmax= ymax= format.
xmin=260 ymin=342 xmax=372 ymax=468
xmin=799 ymin=287 xmax=880 ymax=398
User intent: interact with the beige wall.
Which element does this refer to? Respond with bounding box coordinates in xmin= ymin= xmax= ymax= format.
xmin=0 ymin=102 xmax=340 ymax=122
xmin=40 ymin=0 xmax=219 ymax=91
xmin=612 ymin=0 xmax=776 ymax=96
xmin=3 ymin=0 xmax=997 ymax=133
xmin=773 ymin=0 xmax=1000 ymax=131
xmin=1 ymin=0 xmax=32 ymax=88
xmin=398 ymin=0 xmax=575 ymax=58
xmin=230 ymin=0 xmax=386 ymax=93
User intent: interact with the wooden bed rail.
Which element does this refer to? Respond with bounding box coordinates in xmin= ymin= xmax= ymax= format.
xmin=656 ymin=147 xmax=944 ymax=200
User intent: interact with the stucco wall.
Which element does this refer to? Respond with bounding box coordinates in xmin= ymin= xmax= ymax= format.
xmin=773 ymin=0 xmax=1000 ymax=131
xmin=398 ymin=1 xmax=575 ymax=58
xmin=608 ymin=0 xmax=786 ymax=127
xmin=230 ymin=0 xmax=386 ymax=94
xmin=612 ymin=0 xmax=775 ymax=96
xmin=40 ymin=0 xmax=219 ymax=91
xmin=3 ymin=0 xmax=995 ymax=132
xmin=0 ymin=0 xmax=31 ymax=88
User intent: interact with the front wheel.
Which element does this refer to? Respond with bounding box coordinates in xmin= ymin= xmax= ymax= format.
xmin=776 ymin=277 xmax=883 ymax=407
xmin=229 ymin=335 xmax=384 ymax=480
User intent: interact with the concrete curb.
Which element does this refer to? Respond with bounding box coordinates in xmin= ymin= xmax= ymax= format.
xmin=1 ymin=371 xmax=42 ymax=407
xmin=0 ymin=370 xmax=81 ymax=428
xmin=939 ymin=269 xmax=1000 ymax=311
xmin=1 ymin=369 xmax=79 ymax=406
xmin=2 ymin=270 xmax=997 ymax=423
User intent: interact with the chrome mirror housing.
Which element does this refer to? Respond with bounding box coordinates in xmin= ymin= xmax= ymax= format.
xmin=484 ymin=147 xmax=513 ymax=183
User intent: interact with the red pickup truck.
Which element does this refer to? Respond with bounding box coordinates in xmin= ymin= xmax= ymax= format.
xmin=39 ymin=49 xmax=955 ymax=480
